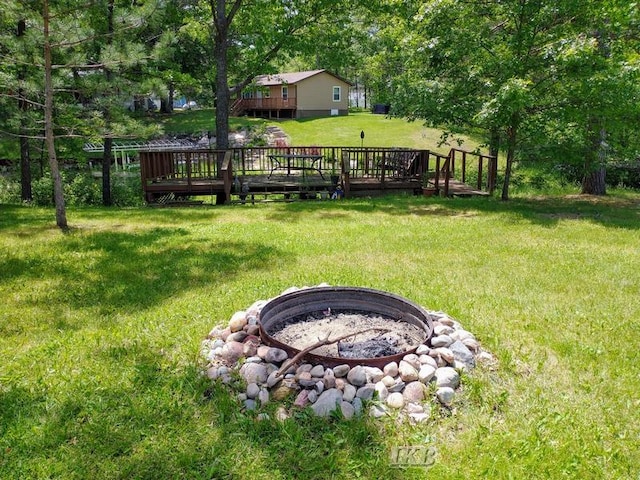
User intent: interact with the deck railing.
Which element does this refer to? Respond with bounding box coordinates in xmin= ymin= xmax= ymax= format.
xmin=140 ymin=146 xmax=498 ymax=201
xmin=237 ymin=97 xmax=298 ymax=111
xmin=449 ymin=148 xmax=498 ymax=194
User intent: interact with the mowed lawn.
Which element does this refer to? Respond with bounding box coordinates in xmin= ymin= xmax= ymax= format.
xmin=275 ymin=112 xmax=480 ymax=153
xmin=1 ymin=192 xmax=639 ymax=479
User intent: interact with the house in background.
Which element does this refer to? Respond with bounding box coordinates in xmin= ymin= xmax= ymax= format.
xmin=234 ymin=69 xmax=352 ymax=119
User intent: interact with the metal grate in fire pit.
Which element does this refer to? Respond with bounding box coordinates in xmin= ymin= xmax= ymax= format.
xmin=259 ymin=286 xmax=434 ymax=368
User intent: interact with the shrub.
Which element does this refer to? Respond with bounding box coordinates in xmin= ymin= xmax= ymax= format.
xmin=31 ymin=173 xmax=54 ymax=206
xmin=0 ymin=172 xmax=21 ymax=203
xmin=111 ymin=173 xmax=144 ymax=206
xmin=65 ymin=171 xmax=102 ymax=206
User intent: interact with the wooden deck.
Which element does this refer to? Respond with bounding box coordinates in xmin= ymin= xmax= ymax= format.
xmin=139 ymin=146 xmax=497 ymax=204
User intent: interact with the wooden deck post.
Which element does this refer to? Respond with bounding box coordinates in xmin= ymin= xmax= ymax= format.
xmin=434 ymin=154 xmax=441 ymax=193
xmin=222 ymin=150 xmax=233 ymax=203
xmin=443 ymin=154 xmax=451 ymax=197
xmin=461 ymin=151 xmax=467 ymax=184
xmin=342 ymin=151 xmax=351 ymax=198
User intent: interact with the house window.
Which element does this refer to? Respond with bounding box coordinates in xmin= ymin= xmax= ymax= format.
xmin=282 ymin=86 xmax=288 ymax=100
xmin=333 ymin=86 xmax=341 ymax=102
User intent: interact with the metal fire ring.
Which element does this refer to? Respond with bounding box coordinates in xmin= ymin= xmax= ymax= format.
xmin=258 ymin=286 xmax=434 ymax=368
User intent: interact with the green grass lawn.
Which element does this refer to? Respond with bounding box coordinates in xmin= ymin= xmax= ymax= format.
xmin=151 ymin=108 xmax=267 ymax=135
xmin=276 ymin=112 xmax=480 ymax=154
xmin=152 ymin=109 xmax=481 ymax=155
xmin=1 ymin=193 xmax=639 ymax=479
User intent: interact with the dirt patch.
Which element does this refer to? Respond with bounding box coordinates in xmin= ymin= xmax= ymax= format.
xmin=270 ymin=310 xmax=425 ymax=359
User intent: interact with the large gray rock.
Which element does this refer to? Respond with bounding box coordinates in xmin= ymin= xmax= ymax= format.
xmin=343 ymin=384 xmax=357 ymax=402
xmin=239 ymin=362 xmax=268 ymax=384
xmin=311 ymin=388 xmax=343 ymax=417
xmin=310 ymin=364 xmax=326 ymax=378
xmin=246 ymin=382 xmax=260 ymax=399
xmin=341 ymin=401 xmax=356 ymax=419
xmin=347 ymin=365 xmax=367 ymax=386
xmin=264 ymin=347 xmax=289 ymax=364
xmin=450 ymin=340 xmax=475 ymax=370
xmin=374 ymin=381 xmax=389 ymax=401
xmin=333 ymin=364 xmax=350 ymax=378
xmin=352 ymin=397 xmax=363 ymax=416
xmin=356 ymin=384 xmax=376 ymax=401
xmin=418 ymin=364 xmax=436 ymax=384
xmin=436 ymin=387 xmax=455 ymax=405
xmin=435 ymin=367 xmax=460 ymax=389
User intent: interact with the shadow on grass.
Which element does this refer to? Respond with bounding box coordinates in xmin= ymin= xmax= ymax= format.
xmin=0 ymin=208 xmax=284 ymax=315
xmin=260 ymin=192 xmax=640 ymax=230
xmin=0 ymin=356 xmax=414 ymax=480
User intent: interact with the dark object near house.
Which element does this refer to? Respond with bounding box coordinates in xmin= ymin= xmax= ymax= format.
xmin=372 ymin=104 xmax=390 ymax=114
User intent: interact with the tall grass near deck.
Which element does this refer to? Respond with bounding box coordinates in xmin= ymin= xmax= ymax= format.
xmin=1 ymin=193 xmax=639 ymax=479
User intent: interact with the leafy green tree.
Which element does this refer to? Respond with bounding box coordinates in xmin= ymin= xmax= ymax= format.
xmin=199 ymin=0 xmax=356 ymax=153
xmin=0 ymin=5 xmax=42 ymax=202
xmin=78 ymin=0 xmax=159 ymax=205
xmin=382 ymin=0 xmax=639 ymax=199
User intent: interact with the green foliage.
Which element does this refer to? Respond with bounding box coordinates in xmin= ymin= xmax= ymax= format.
xmin=375 ymin=0 xmax=640 ymax=197
xmin=15 ymin=169 xmax=143 ymax=207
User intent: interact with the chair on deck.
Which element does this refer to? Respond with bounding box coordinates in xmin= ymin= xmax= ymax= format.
xmin=381 ymin=150 xmax=419 ymax=179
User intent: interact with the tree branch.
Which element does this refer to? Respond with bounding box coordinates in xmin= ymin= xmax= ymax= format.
xmin=274 ymin=328 xmax=390 ymax=378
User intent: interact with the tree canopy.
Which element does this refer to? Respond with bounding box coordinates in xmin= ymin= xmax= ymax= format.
xmin=1 ymin=0 xmax=639 ymax=224
xmin=372 ymin=0 xmax=640 ymax=198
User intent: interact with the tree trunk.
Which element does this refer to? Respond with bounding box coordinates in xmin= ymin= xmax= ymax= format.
xmin=501 ymin=122 xmax=517 ymax=201
xmin=489 ymin=127 xmax=500 ymax=159
xmin=160 ymin=82 xmax=174 ymax=113
xmin=581 ymin=167 xmax=606 ymax=195
xmin=19 ymin=136 xmax=31 ymax=202
xmin=17 ymin=19 xmax=32 ymax=202
xmin=581 ymin=125 xmax=607 ymax=195
xmin=581 ymin=30 xmax=610 ymax=196
xmin=214 ymin=0 xmax=230 ymax=154
xmin=102 ymin=0 xmax=115 ymax=206
xmin=102 ymin=136 xmax=113 ymax=206
xmin=43 ymin=0 xmax=68 ymax=230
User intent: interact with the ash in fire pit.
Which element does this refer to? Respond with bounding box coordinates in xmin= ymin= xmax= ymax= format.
xmin=270 ymin=310 xmax=425 ymax=359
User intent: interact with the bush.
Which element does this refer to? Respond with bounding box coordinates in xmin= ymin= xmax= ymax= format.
xmin=31 ymin=173 xmax=54 ymax=206
xmin=1 ymin=168 xmax=144 ymax=207
xmin=0 ymin=172 xmax=21 ymax=203
xmin=607 ymin=163 xmax=640 ymax=188
xmin=111 ymin=173 xmax=144 ymax=206
xmin=66 ymin=171 xmax=102 ymax=206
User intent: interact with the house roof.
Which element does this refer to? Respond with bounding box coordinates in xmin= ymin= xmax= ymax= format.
xmin=254 ymin=69 xmax=353 ymax=86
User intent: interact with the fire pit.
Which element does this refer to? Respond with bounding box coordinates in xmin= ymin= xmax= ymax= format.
xmin=259 ymin=286 xmax=434 ymax=368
